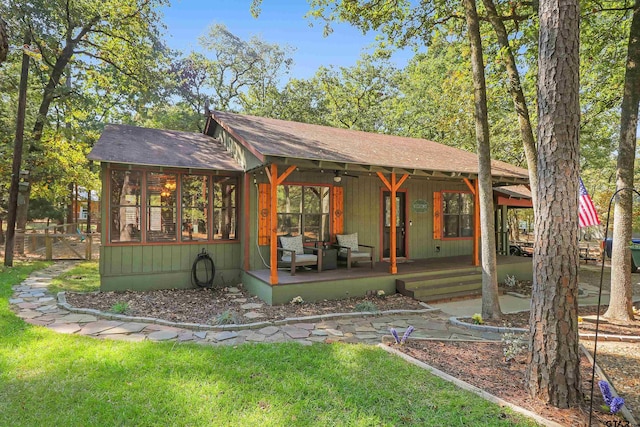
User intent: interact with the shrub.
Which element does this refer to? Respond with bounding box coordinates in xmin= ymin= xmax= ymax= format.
xmin=215 ymin=310 xmax=240 ymax=325
xmin=110 ymin=302 xmax=129 ymax=314
xmin=471 ymin=313 xmax=484 ymax=325
xmin=502 ymin=332 xmax=527 ymax=362
xmin=503 ymin=275 xmax=517 ymax=288
xmin=290 ymin=296 xmax=304 ymax=304
xmin=354 ymin=301 xmax=378 ymax=313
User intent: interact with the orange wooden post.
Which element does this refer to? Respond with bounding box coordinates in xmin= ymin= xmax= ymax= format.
xmin=268 ymin=164 xmax=279 ymax=285
xmin=463 ymin=178 xmax=480 ymax=267
xmin=376 ymin=172 xmax=409 ymax=274
xmin=390 ymin=173 xmax=397 ymax=274
xmin=473 ymin=179 xmax=480 ymax=266
xmin=266 ymin=164 xmax=297 ymax=285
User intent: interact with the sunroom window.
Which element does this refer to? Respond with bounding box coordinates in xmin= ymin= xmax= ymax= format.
xmin=108 ymin=168 xmax=237 ymax=244
xmin=110 ymin=170 xmax=142 ymax=242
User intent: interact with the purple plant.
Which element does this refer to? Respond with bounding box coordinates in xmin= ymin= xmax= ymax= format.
xmin=401 ymin=326 xmax=415 ymax=344
xmin=599 ymin=380 xmax=613 ymax=406
xmin=599 ymin=380 xmax=625 ymax=414
xmin=610 ymin=397 xmax=625 ymax=414
xmin=390 ymin=328 xmax=400 ymax=344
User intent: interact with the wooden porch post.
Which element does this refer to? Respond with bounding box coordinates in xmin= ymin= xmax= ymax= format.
xmin=266 ymin=164 xmax=297 ymax=285
xmin=463 ymin=178 xmax=481 ymax=267
xmin=377 ymin=172 xmax=409 ymax=274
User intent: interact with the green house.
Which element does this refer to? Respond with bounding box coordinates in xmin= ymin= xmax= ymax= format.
xmin=88 ymin=111 xmax=533 ymax=304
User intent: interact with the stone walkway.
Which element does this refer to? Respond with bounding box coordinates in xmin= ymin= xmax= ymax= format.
xmin=9 ymin=262 xmax=494 ymax=346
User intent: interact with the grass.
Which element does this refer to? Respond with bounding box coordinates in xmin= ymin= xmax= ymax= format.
xmin=48 ymin=260 xmax=100 ymax=294
xmin=0 ymin=262 xmax=540 ymax=426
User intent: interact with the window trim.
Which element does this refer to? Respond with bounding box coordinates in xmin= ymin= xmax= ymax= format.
xmin=440 ymin=190 xmax=474 ymax=241
xmin=106 ymin=165 xmax=239 ymax=246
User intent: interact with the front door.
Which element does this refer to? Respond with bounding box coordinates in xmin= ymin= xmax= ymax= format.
xmin=382 ymin=191 xmax=406 ymax=258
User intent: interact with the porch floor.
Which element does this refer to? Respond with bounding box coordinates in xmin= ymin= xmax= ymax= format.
xmin=247 ymin=255 xmax=530 ymax=285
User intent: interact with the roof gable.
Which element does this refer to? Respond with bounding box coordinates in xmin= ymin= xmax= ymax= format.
xmin=210 ymin=110 xmax=529 ymax=182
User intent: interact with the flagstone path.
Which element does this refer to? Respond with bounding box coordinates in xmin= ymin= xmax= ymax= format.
xmin=10 ymin=262 xmax=496 ymax=346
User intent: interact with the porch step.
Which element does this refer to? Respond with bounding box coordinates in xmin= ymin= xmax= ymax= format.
xmin=396 ymin=271 xmax=482 ymax=303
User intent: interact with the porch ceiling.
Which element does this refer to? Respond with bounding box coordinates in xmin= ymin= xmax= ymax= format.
xmin=268 ymin=156 xmax=529 ymax=186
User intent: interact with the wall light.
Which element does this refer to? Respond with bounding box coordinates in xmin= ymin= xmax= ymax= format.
xmin=333 ymin=171 xmax=342 ymax=183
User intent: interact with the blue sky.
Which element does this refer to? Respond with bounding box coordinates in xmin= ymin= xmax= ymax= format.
xmin=160 ymin=0 xmax=411 ymax=80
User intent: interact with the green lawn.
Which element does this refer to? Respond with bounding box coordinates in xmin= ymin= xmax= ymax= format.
xmin=0 ymin=262 xmax=539 ymax=426
xmin=48 ymin=260 xmax=100 ymax=294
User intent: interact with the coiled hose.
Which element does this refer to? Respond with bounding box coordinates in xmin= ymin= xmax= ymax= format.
xmin=191 ymin=248 xmax=215 ymax=288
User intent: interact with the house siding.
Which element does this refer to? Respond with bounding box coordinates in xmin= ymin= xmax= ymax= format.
xmin=97 ymin=163 xmax=243 ymax=292
xmin=99 ymin=243 xmax=242 ymax=291
xmin=247 ymin=171 xmax=475 ymax=271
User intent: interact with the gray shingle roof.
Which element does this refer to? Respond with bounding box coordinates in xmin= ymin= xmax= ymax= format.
xmin=88 ymin=124 xmax=243 ymax=171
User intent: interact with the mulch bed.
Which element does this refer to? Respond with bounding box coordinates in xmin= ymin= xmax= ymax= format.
xmin=64 ymin=286 xmax=426 ymax=325
xmin=398 ymin=340 xmax=629 ymax=427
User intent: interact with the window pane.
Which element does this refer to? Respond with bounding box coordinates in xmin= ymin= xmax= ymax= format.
xmin=278 ymin=185 xmax=302 ymax=213
xmin=182 ymin=175 xmax=209 ymax=241
xmin=109 ymin=170 xmax=141 ymax=243
xmin=444 ymin=215 xmax=460 ymax=238
xmin=277 ymin=214 xmax=300 ymax=236
xmin=304 ymin=186 xmax=330 ymax=214
xmin=461 ymin=193 xmax=474 ymax=214
xmin=461 ymin=214 xmax=474 ymax=237
xmin=110 ymin=170 xmax=141 ymax=206
xmin=110 ymin=207 xmax=141 ymax=242
xmin=213 ymin=208 xmax=235 ymax=239
xmin=147 ymin=172 xmax=177 ymax=242
xmin=304 ymin=214 xmax=330 ymax=242
xmin=441 ymin=192 xmax=474 ymax=238
xmin=213 ymin=177 xmax=237 ymax=240
xmin=443 ymin=192 xmax=460 ymax=214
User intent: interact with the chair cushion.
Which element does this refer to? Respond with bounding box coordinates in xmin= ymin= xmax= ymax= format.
xmin=337 ymin=233 xmax=358 ymax=254
xmin=281 ymin=254 xmax=317 ymax=263
xmin=279 ymin=235 xmax=304 ymax=255
xmin=349 ymin=250 xmax=371 ymax=260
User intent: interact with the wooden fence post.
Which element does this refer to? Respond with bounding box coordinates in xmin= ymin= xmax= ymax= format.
xmin=45 ymin=230 xmax=52 ymax=261
xmin=85 ymin=235 xmax=92 ymax=260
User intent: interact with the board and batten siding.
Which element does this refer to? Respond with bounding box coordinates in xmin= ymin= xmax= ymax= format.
xmin=247 ymin=172 xmax=475 ymax=271
xmin=342 ymin=176 xmax=472 ymax=260
xmin=99 ymin=243 xmax=241 ymax=291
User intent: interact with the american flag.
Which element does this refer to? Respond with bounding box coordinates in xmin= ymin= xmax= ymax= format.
xmin=579 ymin=178 xmax=600 ymax=228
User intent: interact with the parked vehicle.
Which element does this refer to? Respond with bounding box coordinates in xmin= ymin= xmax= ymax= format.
xmin=602 ymin=238 xmax=640 ymax=272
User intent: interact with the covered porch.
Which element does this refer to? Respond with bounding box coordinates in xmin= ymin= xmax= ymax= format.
xmin=243 ymin=255 xmax=532 ymax=305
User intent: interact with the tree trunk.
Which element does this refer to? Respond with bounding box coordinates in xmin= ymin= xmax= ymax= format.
xmin=482 ymin=0 xmax=538 ymax=213
xmin=527 ymin=0 xmax=582 ymax=408
xmin=0 ymin=17 xmax=8 ymax=65
xmin=4 ymin=33 xmax=30 ymax=267
xmin=463 ymin=0 xmax=502 ymax=320
xmin=606 ymin=0 xmax=640 ymax=322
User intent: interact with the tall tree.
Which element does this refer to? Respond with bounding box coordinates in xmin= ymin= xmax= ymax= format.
xmin=0 ymin=17 xmax=7 ymax=65
xmin=198 ymin=23 xmax=293 ymax=112
xmin=463 ymin=0 xmax=502 ymax=320
xmin=4 ymin=34 xmax=30 ymax=266
xmin=481 ymin=0 xmax=538 ymax=210
xmin=606 ymin=0 xmax=640 ymax=322
xmin=527 ymin=0 xmax=582 ymax=408
xmin=0 ymin=0 xmax=169 ymax=249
